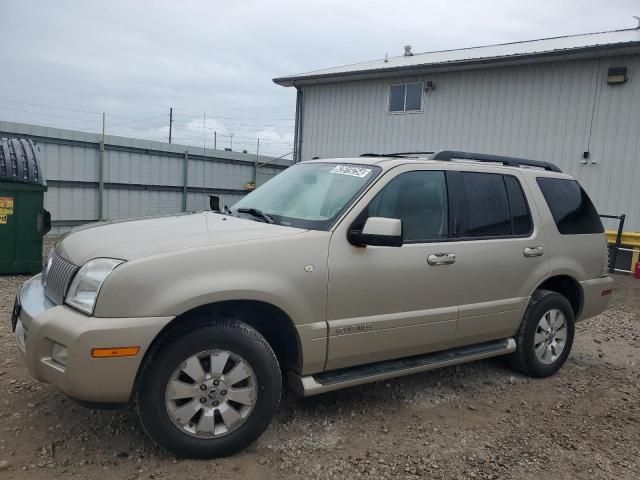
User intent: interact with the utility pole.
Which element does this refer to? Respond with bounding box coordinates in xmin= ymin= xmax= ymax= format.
xmin=168 ymin=107 xmax=173 ymax=144
xmin=98 ymin=112 xmax=105 ymax=221
xmin=202 ymin=113 xmax=206 ymax=210
xmin=214 ymin=131 xmax=217 ymax=150
xmin=230 ymin=134 xmax=233 ymax=150
xmin=253 ymin=138 xmax=259 ymax=184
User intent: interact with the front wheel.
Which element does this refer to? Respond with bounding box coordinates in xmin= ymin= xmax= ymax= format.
xmin=508 ymin=290 xmax=575 ymax=378
xmin=135 ymin=320 xmax=282 ymax=458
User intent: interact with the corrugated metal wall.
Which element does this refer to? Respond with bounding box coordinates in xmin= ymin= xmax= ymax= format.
xmin=0 ymin=121 xmax=290 ymax=234
xmin=299 ymin=54 xmax=640 ymax=231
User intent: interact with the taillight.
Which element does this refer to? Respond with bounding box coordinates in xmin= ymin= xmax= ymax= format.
xmin=602 ymin=244 xmax=610 ymax=277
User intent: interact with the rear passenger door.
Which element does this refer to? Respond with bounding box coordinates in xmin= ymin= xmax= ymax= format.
xmin=446 ymin=169 xmax=551 ymax=346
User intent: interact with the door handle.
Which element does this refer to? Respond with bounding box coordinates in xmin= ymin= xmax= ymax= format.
xmin=427 ymin=253 xmax=456 ymax=266
xmin=523 ymin=246 xmax=544 ymax=257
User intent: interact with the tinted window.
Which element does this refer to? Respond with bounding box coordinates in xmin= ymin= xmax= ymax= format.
xmin=536 ymin=178 xmax=604 ymax=234
xmin=365 ymin=171 xmax=448 ymax=242
xmin=405 ymin=83 xmax=423 ymax=111
xmin=460 ymin=172 xmax=511 ymax=237
xmin=504 ymin=175 xmax=533 ymax=235
xmin=389 ymin=85 xmax=405 ymax=112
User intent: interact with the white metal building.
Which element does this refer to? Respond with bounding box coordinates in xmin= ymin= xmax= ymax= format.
xmin=274 ymin=26 xmax=640 ymax=231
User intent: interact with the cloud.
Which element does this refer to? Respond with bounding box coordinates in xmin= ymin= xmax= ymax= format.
xmin=1 ymin=0 xmax=638 ymax=158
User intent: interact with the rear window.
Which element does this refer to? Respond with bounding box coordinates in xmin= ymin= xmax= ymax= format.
xmin=536 ymin=178 xmax=603 ymax=235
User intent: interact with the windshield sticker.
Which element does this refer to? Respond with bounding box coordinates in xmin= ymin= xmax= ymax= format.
xmin=330 ymin=165 xmax=372 ymax=178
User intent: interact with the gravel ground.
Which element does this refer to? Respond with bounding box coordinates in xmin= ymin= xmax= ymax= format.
xmin=0 ymin=237 xmax=639 ymax=479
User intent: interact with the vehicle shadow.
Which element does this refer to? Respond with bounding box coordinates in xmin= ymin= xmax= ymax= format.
xmin=38 ymin=357 xmax=519 ymax=460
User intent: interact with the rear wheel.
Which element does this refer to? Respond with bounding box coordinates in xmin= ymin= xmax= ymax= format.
xmin=508 ymin=290 xmax=575 ymax=378
xmin=136 ymin=320 xmax=281 ymax=458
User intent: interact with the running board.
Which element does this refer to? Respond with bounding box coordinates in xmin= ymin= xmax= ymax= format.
xmin=289 ymin=338 xmax=516 ymax=396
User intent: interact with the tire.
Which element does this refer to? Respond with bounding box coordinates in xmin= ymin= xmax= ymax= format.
xmin=508 ymin=289 xmax=575 ymax=378
xmin=135 ymin=319 xmax=282 ymax=458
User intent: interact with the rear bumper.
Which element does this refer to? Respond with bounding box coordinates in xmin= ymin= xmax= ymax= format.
xmin=14 ymin=275 xmax=173 ymax=403
xmin=578 ymin=276 xmax=614 ymax=321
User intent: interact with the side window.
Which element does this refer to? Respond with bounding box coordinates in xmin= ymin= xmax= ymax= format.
xmin=459 ymin=172 xmax=511 ymax=237
xmin=364 ymin=171 xmax=448 ymax=242
xmin=504 ymin=175 xmax=533 ymax=235
xmin=536 ymin=177 xmax=604 ymax=234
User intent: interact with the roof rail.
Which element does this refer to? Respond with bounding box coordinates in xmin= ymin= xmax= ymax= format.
xmin=431 ymin=150 xmax=562 ymax=172
xmin=360 ymin=151 xmax=434 ymax=158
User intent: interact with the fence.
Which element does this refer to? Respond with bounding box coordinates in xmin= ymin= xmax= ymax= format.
xmin=602 ymin=213 xmax=640 ymax=274
xmin=0 ymin=121 xmax=290 ymax=233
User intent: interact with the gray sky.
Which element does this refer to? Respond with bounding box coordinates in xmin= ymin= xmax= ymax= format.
xmin=1 ymin=0 xmax=638 ymax=157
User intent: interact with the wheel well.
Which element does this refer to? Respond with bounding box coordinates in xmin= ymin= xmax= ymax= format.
xmin=537 ymin=275 xmax=582 ymax=317
xmin=141 ymin=300 xmax=302 ymax=376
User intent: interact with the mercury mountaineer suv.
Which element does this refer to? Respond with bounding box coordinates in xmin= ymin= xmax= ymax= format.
xmin=11 ymin=150 xmax=613 ymax=458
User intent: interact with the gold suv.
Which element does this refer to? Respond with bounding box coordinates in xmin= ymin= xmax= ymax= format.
xmin=12 ymin=151 xmax=613 ymax=458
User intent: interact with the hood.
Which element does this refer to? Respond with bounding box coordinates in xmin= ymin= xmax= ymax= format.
xmin=56 ymin=212 xmax=306 ymax=265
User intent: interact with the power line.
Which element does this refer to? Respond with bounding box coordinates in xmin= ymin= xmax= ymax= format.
xmin=170 ymin=120 xmax=294 ymax=131
xmin=0 ymin=105 xmax=101 ymax=124
xmin=0 ymin=98 xmax=102 ymax=115
xmin=173 ymin=113 xmax=294 ymax=121
xmin=107 ymin=113 xmax=168 ymax=128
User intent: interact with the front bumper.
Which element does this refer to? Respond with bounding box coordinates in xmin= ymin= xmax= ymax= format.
xmin=13 ymin=274 xmax=173 ymax=403
xmin=578 ymin=276 xmax=614 ymax=321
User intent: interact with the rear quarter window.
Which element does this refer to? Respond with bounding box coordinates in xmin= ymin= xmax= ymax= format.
xmin=536 ymin=177 xmax=604 ymax=235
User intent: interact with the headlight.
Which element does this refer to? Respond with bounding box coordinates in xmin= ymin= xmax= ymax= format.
xmin=65 ymin=258 xmax=124 ymax=314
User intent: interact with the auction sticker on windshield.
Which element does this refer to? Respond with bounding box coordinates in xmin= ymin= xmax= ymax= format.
xmin=330 ymin=165 xmax=372 ymax=178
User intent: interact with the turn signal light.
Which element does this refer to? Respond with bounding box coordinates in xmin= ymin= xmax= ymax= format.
xmin=91 ymin=346 xmax=140 ymax=358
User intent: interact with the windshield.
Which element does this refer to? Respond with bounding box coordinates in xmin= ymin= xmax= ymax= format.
xmin=231 ymin=162 xmax=381 ymax=230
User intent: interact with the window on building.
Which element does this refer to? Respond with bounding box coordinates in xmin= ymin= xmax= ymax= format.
xmin=388 ymin=82 xmax=423 ymax=113
xmin=363 ymin=171 xmax=448 ymax=242
xmin=536 ymin=178 xmax=603 ymax=235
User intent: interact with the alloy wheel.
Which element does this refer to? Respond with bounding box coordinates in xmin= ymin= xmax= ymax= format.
xmin=533 ymin=308 xmax=567 ymax=365
xmin=164 ymin=349 xmax=257 ymax=438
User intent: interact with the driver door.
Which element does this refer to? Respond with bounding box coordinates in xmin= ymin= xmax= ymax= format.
xmin=325 ymin=166 xmax=460 ymax=370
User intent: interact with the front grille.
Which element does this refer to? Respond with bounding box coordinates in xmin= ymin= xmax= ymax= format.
xmin=43 ymin=251 xmax=79 ymax=305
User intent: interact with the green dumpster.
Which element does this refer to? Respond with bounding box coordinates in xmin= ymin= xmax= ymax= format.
xmin=0 ymin=138 xmax=51 ymax=274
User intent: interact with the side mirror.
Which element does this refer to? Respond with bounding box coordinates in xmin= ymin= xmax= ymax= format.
xmin=348 ymin=217 xmax=403 ymax=247
xmin=37 ymin=209 xmax=51 ymax=236
xmin=209 ymin=195 xmax=220 ymax=212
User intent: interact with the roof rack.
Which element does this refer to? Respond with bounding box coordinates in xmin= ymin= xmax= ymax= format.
xmin=360 ymin=151 xmax=434 ymax=158
xmin=431 ymin=150 xmax=562 ymax=172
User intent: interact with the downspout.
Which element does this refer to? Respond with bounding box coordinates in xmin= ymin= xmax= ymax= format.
xmin=293 ymin=86 xmax=304 ymax=163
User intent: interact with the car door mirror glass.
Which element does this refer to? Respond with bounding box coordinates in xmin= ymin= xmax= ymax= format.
xmin=209 ymin=195 xmax=221 ymax=212
xmin=349 ymin=217 xmax=403 ymax=247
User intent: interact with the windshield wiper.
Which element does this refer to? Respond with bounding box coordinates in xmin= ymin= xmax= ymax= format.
xmin=236 ymin=207 xmax=274 ymax=224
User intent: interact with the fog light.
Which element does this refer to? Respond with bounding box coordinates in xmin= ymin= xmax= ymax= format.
xmin=51 ymin=343 xmax=68 ymax=366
